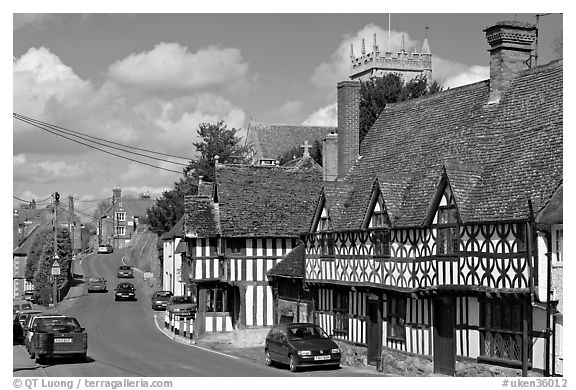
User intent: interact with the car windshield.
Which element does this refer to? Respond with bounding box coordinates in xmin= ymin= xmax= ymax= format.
xmin=36 ymin=317 xmax=82 ymax=333
xmin=156 ymin=291 xmax=172 ymax=298
xmin=171 ymin=296 xmax=193 ymax=304
xmin=287 ymin=325 xmax=329 ymax=340
xmin=89 ymin=278 xmax=104 ymax=282
xmin=119 ymin=266 xmax=131 ymax=270
xmin=118 ymin=284 xmax=134 ymax=290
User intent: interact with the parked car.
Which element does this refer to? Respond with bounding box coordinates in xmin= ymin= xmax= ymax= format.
xmin=114 ymin=282 xmax=136 ymax=301
xmin=117 ymin=265 xmax=134 ymax=278
xmin=98 ymin=244 xmax=113 ymax=254
xmin=167 ymin=295 xmax=196 ymax=318
xmin=14 ymin=309 xmax=44 ymax=343
xmin=87 ymin=277 xmax=107 ymax=293
xmin=28 ymin=316 xmax=87 ymax=363
xmin=23 ymin=290 xmax=35 ymax=301
xmin=13 ymin=300 xmax=33 ymax=320
xmin=264 ymin=323 xmax=341 ymax=372
xmin=151 ymin=290 xmax=173 ymax=310
xmin=25 ymin=314 xmax=65 ymax=355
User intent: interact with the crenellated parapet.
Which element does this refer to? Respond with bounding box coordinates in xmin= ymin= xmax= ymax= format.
xmin=350 ymin=33 xmax=432 ymax=82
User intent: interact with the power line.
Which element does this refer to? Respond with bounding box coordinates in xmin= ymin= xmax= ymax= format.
xmin=14 ymin=114 xmax=185 ymax=175
xmin=14 ymin=113 xmax=192 ymax=163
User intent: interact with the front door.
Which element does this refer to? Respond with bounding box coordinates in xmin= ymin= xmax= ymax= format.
xmin=367 ymin=300 xmax=382 ymax=365
xmin=433 ymin=296 xmax=456 ymax=375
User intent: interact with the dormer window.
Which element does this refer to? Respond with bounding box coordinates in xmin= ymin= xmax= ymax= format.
xmin=436 ymin=189 xmax=459 ymax=256
xmin=318 ymin=208 xmax=330 ymax=231
xmin=370 ymin=201 xmax=385 ymax=228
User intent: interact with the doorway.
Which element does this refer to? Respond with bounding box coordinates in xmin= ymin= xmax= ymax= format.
xmin=433 ymin=296 xmax=456 ymax=375
xmin=367 ymin=300 xmax=382 ymax=365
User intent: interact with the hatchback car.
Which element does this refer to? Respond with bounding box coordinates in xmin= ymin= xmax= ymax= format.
xmin=14 ymin=309 xmax=43 ymax=344
xmin=264 ymin=323 xmax=341 ymax=372
xmin=114 ymin=282 xmax=136 ymax=301
xmin=28 ymin=316 xmax=87 ymax=363
xmin=151 ymin=290 xmax=173 ymax=310
xmin=87 ymin=277 xmax=107 ymax=293
xmin=98 ymin=244 xmax=113 ymax=254
xmin=167 ymin=295 xmax=196 ymax=318
xmin=117 ymin=265 xmax=134 ymax=278
xmin=25 ymin=314 xmax=65 ymax=354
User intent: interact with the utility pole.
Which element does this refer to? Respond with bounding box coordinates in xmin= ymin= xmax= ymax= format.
xmin=68 ymin=195 xmax=74 ymax=253
xmin=52 ymin=192 xmax=60 ymax=306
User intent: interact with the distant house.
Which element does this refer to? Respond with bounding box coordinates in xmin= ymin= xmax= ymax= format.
xmin=180 ymin=159 xmax=323 ymax=333
xmin=161 ymin=216 xmax=186 ymax=296
xmin=99 ymin=187 xmax=156 ymax=249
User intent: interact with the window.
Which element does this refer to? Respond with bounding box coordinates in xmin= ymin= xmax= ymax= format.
xmin=333 ymin=290 xmax=349 ymax=336
xmin=115 ymin=212 xmax=126 ymax=222
xmin=318 ymin=207 xmax=330 ymax=231
xmin=479 ymin=299 xmax=528 ymax=363
xmin=115 ymin=226 xmax=126 ymax=236
xmin=387 ymin=295 xmax=406 ymax=342
xmin=370 ymin=201 xmax=385 ymax=228
xmin=552 ymin=224 xmax=563 ymax=264
xmin=206 ymin=287 xmax=226 ymax=312
xmin=227 ymin=238 xmax=244 ymax=255
xmin=436 ymin=200 xmax=459 ymax=255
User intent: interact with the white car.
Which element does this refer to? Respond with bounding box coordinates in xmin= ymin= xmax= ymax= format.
xmin=98 ymin=244 xmax=113 ymax=254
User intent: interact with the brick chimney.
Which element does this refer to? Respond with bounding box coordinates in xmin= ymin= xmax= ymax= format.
xmin=322 ymin=131 xmax=338 ymax=181
xmin=112 ymin=186 xmax=121 ymax=204
xmin=337 ymin=80 xmax=360 ymax=178
xmin=484 ymin=21 xmax=537 ymax=103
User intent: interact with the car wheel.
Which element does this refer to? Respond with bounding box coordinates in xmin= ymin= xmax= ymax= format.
xmin=35 ymin=354 xmax=44 ymax=364
xmin=78 ymin=353 xmax=87 ymax=362
xmin=289 ymin=355 xmax=298 ymax=372
xmin=265 ymin=349 xmax=274 ymax=367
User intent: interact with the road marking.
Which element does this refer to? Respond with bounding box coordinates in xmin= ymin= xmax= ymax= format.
xmin=152 ymin=314 xmax=239 ymax=360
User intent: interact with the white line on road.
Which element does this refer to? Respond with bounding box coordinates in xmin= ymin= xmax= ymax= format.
xmin=152 ymin=314 xmax=239 ymax=360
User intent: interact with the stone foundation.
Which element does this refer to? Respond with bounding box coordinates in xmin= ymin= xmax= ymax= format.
xmin=334 ymin=340 xmax=367 ymax=367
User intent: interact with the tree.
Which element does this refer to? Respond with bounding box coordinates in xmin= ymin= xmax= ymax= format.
xmin=29 ymin=228 xmax=73 ymax=294
xmin=359 ymin=73 xmax=442 ymax=144
xmin=183 ymin=121 xmax=253 ymax=182
xmin=25 ymin=227 xmax=52 ymax=283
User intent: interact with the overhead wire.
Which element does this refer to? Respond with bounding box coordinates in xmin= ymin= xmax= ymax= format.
xmin=14 ymin=113 xmax=185 ymax=175
xmin=13 ymin=113 xmax=191 ymax=164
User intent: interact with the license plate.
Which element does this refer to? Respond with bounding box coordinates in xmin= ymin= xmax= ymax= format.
xmin=54 ymin=338 xmax=73 ymax=343
xmin=313 ymin=355 xmax=330 ymax=361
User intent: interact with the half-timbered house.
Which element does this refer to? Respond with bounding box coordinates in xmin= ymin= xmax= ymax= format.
xmin=181 ymin=159 xmax=323 ymax=333
xmin=298 ymin=21 xmax=562 ymax=376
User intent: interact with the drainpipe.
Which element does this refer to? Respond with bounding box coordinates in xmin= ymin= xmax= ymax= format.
xmin=545 ymin=229 xmax=553 ymax=377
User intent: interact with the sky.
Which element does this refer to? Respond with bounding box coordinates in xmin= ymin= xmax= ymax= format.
xmin=11 ymin=9 xmax=564 ymax=221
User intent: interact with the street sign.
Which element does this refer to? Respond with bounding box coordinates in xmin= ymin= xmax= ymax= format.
xmin=51 ymin=260 xmax=61 ymax=276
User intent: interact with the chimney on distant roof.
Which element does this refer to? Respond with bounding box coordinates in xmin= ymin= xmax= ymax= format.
xmin=112 ymin=186 xmax=121 ymax=204
xmin=337 ymin=80 xmax=360 ymax=179
xmin=323 ymin=131 xmax=339 ymax=181
xmin=484 ymin=21 xmax=537 ymax=104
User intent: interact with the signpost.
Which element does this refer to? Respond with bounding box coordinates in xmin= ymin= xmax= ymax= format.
xmin=51 ymin=257 xmax=61 ymax=306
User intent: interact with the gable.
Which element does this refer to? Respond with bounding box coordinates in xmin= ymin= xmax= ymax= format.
xmin=362 ymin=179 xmax=391 ymax=229
xmin=426 ymin=173 xmax=460 ymax=226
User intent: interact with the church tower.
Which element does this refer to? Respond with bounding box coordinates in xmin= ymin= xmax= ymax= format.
xmin=349 ymin=31 xmax=432 ymax=83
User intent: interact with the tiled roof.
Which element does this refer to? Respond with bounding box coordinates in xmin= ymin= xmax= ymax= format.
xmin=121 ymin=198 xmax=155 ymax=218
xmin=312 ymin=182 xmax=355 ymax=230
xmin=197 ymin=181 xmax=214 ymax=197
xmin=267 ymin=243 xmax=305 ymax=278
xmin=246 ymin=122 xmax=336 ymax=162
xmin=183 ymin=196 xmax=220 ymax=237
xmin=161 ymin=216 xmax=184 ymax=240
xmin=13 ymin=225 xmax=47 ymax=255
xmin=338 ymin=59 xmax=562 ymax=228
xmin=216 ymin=163 xmax=322 ymax=237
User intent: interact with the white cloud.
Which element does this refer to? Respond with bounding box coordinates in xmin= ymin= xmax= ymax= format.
xmin=440 ymin=64 xmax=489 ymax=89
xmin=13 ymin=154 xmax=26 ymax=165
xmin=107 ymin=43 xmax=251 ymax=93
xmin=303 ymin=103 xmax=337 ymax=126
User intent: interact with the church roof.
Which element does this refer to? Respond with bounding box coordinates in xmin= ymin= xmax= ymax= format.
xmin=337 ymin=59 xmax=562 ymax=228
xmin=246 ymin=122 xmax=336 ymax=162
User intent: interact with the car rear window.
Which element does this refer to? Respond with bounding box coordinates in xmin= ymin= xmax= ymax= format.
xmin=156 ymin=291 xmax=172 ymax=297
xmin=37 ymin=317 xmax=82 ymax=333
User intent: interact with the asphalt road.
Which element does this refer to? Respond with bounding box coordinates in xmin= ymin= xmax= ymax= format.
xmin=13 ymin=250 xmax=289 ymax=377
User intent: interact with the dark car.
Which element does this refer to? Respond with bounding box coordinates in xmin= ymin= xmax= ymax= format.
xmin=264 ymin=323 xmax=341 ymax=372
xmin=25 ymin=314 xmax=65 ymax=354
xmin=117 ymin=265 xmax=134 ymax=278
xmin=151 ymin=290 xmax=173 ymax=310
xmin=14 ymin=310 xmax=43 ymax=344
xmin=13 ymin=301 xmax=33 ymax=320
xmin=87 ymin=277 xmax=107 ymax=293
xmin=28 ymin=316 xmax=87 ymax=363
xmin=167 ymin=295 xmax=196 ymax=318
xmin=23 ymin=290 xmax=35 ymax=302
xmin=114 ymin=282 xmax=136 ymax=301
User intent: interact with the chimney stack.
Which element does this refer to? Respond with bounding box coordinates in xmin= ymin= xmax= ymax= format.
xmin=337 ymin=80 xmax=360 ymax=179
xmin=484 ymin=21 xmax=537 ymax=104
xmin=322 ymin=131 xmax=339 ymax=181
xmin=112 ymin=186 xmax=121 ymax=204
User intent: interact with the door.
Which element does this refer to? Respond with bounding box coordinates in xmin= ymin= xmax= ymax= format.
xmin=433 ymin=296 xmax=456 ymax=375
xmin=367 ymin=300 xmax=382 ymax=365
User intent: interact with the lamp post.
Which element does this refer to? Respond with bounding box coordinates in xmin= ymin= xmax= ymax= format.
xmin=51 ymin=256 xmax=61 ymax=306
